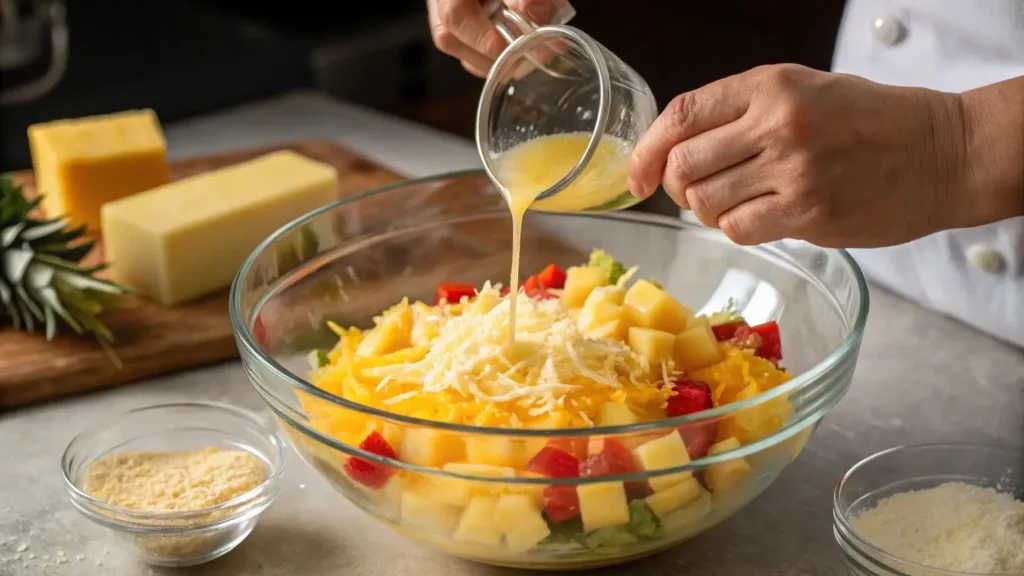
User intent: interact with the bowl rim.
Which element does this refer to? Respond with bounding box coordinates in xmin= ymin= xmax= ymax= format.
xmin=833 ymin=441 xmax=1024 ymax=576
xmin=61 ymin=401 xmax=287 ymax=528
xmin=229 ymin=169 xmax=870 ymax=438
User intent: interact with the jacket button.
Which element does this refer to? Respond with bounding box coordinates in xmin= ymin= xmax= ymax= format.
xmin=966 ymin=244 xmax=1006 ymax=274
xmin=871 ymin=12 xmax=906 ymax=46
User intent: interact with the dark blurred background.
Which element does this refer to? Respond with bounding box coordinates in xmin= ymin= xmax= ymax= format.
xmin=0 ymin=0 xmax=845 ymax=172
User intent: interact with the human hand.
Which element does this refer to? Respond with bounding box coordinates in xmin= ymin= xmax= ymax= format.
xmin=627 ymin=64 xmax=976 ymax=248
xmin=427 ymin=0 xmax=568 ymax=77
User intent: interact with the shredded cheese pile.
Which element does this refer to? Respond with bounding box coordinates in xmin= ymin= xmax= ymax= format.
xmin=851 ymin=481 xmax=1024 ymax=574
xmin=314 ymin=285 xmax=671 ymax=429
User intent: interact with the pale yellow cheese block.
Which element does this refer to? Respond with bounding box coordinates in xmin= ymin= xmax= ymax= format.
xmin=101 ymin=150 xmax=338 ymax=306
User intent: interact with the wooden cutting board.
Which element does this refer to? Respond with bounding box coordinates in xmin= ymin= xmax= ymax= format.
xmin=0 ymin=139 xmax=403 ymax=409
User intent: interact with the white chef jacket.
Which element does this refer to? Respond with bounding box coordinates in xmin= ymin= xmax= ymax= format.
xmin=832 ymin=0 xmax=1024 ymax=348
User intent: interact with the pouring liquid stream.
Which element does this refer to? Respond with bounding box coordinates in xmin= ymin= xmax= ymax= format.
xmin=495 ymin=131 xmax=632 ymax=346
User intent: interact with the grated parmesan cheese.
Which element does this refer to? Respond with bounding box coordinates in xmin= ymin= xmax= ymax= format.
xmin=360 ymin=284 xmax=671 ymax=427
xmin=850 ymin=481 xmax=1024 ymax=574
xmin=83 ymin=448 xmax=267 ymax=511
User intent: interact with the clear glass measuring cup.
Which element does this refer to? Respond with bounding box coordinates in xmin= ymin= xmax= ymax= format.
xmin=477 ymin=2 xmax=658 ymax=213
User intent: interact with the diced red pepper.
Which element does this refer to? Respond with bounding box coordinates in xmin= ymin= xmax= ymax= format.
xmin=579 ymin=439 xmax=636 ymax=477
xmin=537 ymin=264 xmax=566 ymax=290
xmin=523 ymin=275 xmax=541 ymax=292
xmin=252 ymin=315 xmax=272 ymax=352
xmin=435 ymin=283 xmax=476 ymax=305
xmin=527 ymin=288 xmax=559 ymax=300
xmin=526 ymin=447 xmax=580 ymax=478
xmin=712 ymin=321 xmax=749 ymax=342
xmin=343 ymin=431 xmax=398 ymax=489
xmin=665 ymin=378 xmax=714 ymax=418
xmin=579 ymin=438 xmax=651 ymax=498
xmin=542 ymin=485 xmax=580 ymax=523
xmin=679 ymin=424 xmax=717 ymax=461
xmin=749 ymin=321 xmax=782 ymax=361
xmin=547 ymin=438 xmax=589 ymax=460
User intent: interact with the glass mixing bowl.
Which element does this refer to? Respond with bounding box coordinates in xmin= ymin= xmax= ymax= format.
xmin=230 ymin=171 xmax=869 ymax=570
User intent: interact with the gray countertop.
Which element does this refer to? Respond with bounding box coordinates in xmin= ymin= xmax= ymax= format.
xmin=1 ymin=92 xmax=1021 ymax=576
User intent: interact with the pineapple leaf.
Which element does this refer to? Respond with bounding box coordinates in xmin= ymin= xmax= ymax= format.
xmin=1 ymin=222 xmax=25 ymax=248
xmin=68 ymin=305 xmax=115 ymax=343
xmin=15 ymin=284 xmax=45 ymax=321
xmin=15 ymin=298 xmax=34 ymax=332
xmin=55 ymin=269 xmax=135 ymax=294
xmin=56 ymin=284 xmax=103 ymax=316
xmin=35 ymin=222 xmax=88 ymax=246
xmin=21 ymin=218 xmax=68 ymax=242
xmin=1 ymin=172 xmax=134 ymax=346
xmin=52 ymin=240 xmax=96 ymax=264
xmin=41 ymin=285 xmax=84 ymax=334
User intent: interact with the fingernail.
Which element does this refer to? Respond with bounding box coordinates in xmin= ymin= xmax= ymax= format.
xmin=627 ymin=177 xmax=645 ymax=199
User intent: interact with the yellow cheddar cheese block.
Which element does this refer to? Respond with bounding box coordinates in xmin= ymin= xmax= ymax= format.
xmin=101 ymin=151 xmax=338 ymax=306
xmin=28 ymin=110 xmax=170 ymax=233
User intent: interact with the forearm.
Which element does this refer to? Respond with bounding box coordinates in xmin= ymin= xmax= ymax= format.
xmin=958 ymin=75 xmax=1024 ymax=227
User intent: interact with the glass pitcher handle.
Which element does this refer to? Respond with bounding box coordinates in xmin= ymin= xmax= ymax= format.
xmin=481 ymin=0 xmax=576 ymax=43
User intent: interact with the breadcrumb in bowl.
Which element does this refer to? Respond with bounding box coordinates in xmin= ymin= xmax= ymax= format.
xmin=61 ymin=402 xmax=287 ymax=567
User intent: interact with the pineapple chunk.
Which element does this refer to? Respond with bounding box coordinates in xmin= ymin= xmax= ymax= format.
xmin=584 ymin=285 xmax=625 ymax=307
xmin=496 ymin=494 xmax=551 ymax=552
xmin=633 ymin=432 xmax=693 ymax=492
xmin=623 ymin=280 xmax=691 ymax=333
xmin=628 ymin=327 xmax=676 ymax=367
xmin=400 ymin=429 xmax=465 ymax=467
xmin=719 ymin=384 xmax=793 ymax=444
xmin=414 ymin=475 xmax=472 ymax=507
xmin=659 ymin=488 xmax=711 ymax=534
xmin=365 ymin=475 xmax=403 ymax=520
xmin=598 ymin=402 xmax=640 ymax=426
xmin=442 ymin=462 xmax=517 ymax=478
xmin=578 ymin=481 xmax=630 ymax=532
xmin=454 ymin=496 xmax=503 ymax=545
xmin=465 ymin=437 xmax=532 ymax=468
xmin=357 ymin=302 xmax=413 ymax=356
xmin=561 ymin=266 xmax=608 ymax=308
xmin=410 ymin=301 xmax=442 ymax=345
xmin=689 ymin=315 xmax=711 ymax=331
xmin=363 ymin=420 xmax=405 ymax=451
xmin=400 ymin=490 xmax=462 ymax=536
xmin=578 ymin=300 xmax=624 ymax=332
xmin=674 ymin=322 xmax=722 ymax=371
xmin=470 ymin=288 xmax=501 ymax=315
xmin=585 ymin=320 xmax=628 ymax=341
xmin=705 ymin=437 xmax=752 ymax=493
xmin=644 ymin=477 xmax=703 ymax=518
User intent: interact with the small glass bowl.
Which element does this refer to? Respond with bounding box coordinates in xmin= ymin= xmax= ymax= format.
xmin=61 ymin=402 xmax=287 ymax=567
xmin=834 ymin=443 xmax=1024 ymax=576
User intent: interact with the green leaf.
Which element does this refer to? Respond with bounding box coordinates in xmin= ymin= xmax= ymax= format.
xmin=54 ymin=269 xmax=132 ymax=294
xmin=68 ymin=305 xmax=115 ymax=343
xmin=40 ymin=285 xmax=84 ymax=334
xmin=21 ymin=218 xmax=68 ymax=241
xmin=625 ymin=499 xmax=662 ymax=540
xmin=307 ymin=348 xmax=331 ymax=370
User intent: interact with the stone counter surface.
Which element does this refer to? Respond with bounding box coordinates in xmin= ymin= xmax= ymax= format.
xmin=1 ymin=93 xmax=1022 ymax=576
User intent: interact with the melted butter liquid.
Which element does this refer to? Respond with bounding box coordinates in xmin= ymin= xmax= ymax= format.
xmin=496 ymin=132 xmax=631 ymax=345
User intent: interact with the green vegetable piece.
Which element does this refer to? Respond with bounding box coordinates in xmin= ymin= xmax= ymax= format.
xmin=625 ymin=499 xmax=662 ymax=540
xmin=584 ymin=526 xmax=639 ymax=550
xmin=586 ymin=249 xmax=627 ymax=285
xmin=307 ymin=348 xmax=330 ymax=370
